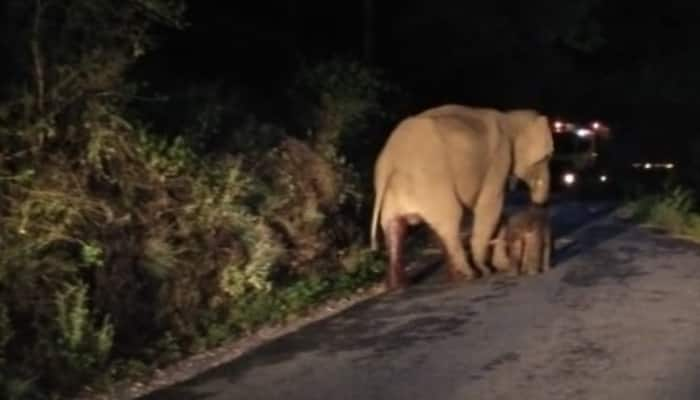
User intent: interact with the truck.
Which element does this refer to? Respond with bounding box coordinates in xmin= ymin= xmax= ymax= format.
xmin=548 ymin=118 xmax=615 ymax=199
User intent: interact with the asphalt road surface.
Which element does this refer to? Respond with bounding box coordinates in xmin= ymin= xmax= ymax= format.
xmin=141 ymin=200 xmax=700 ymax=400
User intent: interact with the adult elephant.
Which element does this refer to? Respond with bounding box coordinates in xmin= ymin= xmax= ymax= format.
xmin=370 ymin=104 xmax=553 ymax=290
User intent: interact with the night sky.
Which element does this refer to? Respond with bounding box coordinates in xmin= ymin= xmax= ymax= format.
xmin=137 ymin=0 xmax=700 ymax=162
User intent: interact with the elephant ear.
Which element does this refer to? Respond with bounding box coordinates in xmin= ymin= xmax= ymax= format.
xmin=512 ymin=114 xmax=554 ymax=180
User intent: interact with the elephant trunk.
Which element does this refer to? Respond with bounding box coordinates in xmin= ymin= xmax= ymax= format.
xmin=528 ymin=165 xmax=550 ymax=205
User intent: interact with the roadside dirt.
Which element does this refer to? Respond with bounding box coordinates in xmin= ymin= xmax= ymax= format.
xmin=76 ymin=282 xmax=387 ymax=400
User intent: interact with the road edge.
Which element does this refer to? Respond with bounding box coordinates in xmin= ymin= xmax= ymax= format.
xmin=77 ymin=283 xmax=389 ymax=400
xmin=78 ymin=202 xmax=620 ymax=400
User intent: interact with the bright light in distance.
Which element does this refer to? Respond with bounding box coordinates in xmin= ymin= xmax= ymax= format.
xmin=599 ymin=175 xmax=607 ymax=182
xmin=634 ymin=162 xmax=675 ymax=170
xmin=553 ymin=120 xmax=564 ymax=132
xmin=576 ymin=128 xmax=593 ymax=137
xmin=592 ymin=121 xmax=601 ymax=130
xmin=563 ymin=172 xmax=576 ymax=186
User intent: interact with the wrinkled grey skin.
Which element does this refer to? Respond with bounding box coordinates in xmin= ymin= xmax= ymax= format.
xmin=370 ymin=104 xmax=553 ymax=289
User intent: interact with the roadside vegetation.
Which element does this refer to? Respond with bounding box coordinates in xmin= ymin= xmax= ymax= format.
xmin=622 ymin=183 xmax=700 ymax=239
xmin=0 ymin=2 xmax=409 ymax=398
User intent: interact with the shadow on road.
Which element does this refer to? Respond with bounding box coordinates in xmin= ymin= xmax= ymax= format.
xmin=551 ymin=208 xmax=630 ymax=267
xmin=409 ymin=204 xmax=630 ymax=286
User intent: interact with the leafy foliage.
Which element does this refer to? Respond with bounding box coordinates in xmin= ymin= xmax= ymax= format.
xmin=0 ymin=0 xmax=402 ymax=397
xmin=0 ymin=98 xmax=389 ymax=398
xmin=624 ymin=184 xmax=700 ymax=237
xmin=290 ymin=57 xmax=388 ymax=159
xmin=0 ymin=10 xmax=394 ymax=396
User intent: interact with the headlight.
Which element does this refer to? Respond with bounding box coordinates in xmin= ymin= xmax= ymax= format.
xmin=599 ymin=174 xmax=608 ymax=182
xmin=562 ymin=172 xmax=576 ymax=186
xmin=576 ymin=128 xmax=593 ymax=137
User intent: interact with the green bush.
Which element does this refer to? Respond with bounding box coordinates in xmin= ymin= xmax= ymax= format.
xmin=48 ymin=282 xmax=115 ymax=390
xmin=624 ymin=184 xmax=700 ymax=237
xmin=1 ymin=2 xmax=400 ymax=394
xmin=1 ymin=104 xmax=285 ymax=380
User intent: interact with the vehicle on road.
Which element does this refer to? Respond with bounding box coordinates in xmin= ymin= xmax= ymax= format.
xmin=549 ymin=118 xmax=614 ymax=199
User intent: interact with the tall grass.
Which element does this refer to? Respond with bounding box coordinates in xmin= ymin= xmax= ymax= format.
xmin=623 ymin=185 xmax=700 ymax=237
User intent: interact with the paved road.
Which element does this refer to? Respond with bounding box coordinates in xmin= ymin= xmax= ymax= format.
xmin=141 ymin=201 xmax=700 ymax=400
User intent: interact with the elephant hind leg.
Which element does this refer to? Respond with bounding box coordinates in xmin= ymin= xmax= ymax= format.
xmin=382 ymin=216 xmax=410 ymax=290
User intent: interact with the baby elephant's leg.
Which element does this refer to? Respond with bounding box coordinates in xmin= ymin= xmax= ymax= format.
xmin=490 ymin=229 xmax=513 ymax=273
xmin=541 ymin=227 xmax=553 ymax=272
xmin=521 ymin=231 xmax=544 ymax=275
xmin=505 ymin=237 xmax=523 ymax=276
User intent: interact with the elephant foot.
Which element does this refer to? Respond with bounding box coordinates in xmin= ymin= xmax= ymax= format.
xmin=385 ymin=267 xmax=409 ymax=291
xmin=504 ymin=268 xmax=519 ymax=277
xmin=386 ymin=278 xmax=409 ymax=291
xmin=385 ymin=281 xmax=408 ymax=291
xmin=447 ymin=267 xmax=475 ymax=282
xmin=474 ymin=263 xmax=493 ymax=278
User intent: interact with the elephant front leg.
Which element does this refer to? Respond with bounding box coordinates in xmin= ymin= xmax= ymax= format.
xmin=440 ymin=233 xmax=476 ymax=282
xmin=470 ymin=194 xmax=505 ymax=277
xmin=427 ymin=214 xmax=476 ymax=282
xmin=383 ymin=217 xmax=409 ymax=290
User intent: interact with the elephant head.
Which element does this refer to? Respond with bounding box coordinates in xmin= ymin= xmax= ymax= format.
xmin=504 ymin=110 xmax=554 ymax=205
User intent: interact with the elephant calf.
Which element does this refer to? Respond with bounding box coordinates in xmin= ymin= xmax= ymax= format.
xmin=490 ymin=205 xmax=552 ymax=275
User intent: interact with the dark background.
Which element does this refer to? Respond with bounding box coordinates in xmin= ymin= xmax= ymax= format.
xmin=133 ymin=0 xmax=700 ymax=164
xmin=1 ymin=3 xmax=698 ymax=397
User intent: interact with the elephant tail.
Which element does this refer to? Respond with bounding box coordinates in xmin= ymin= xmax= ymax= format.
xmin=370 ymin=168 xmax=393 ymax=251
